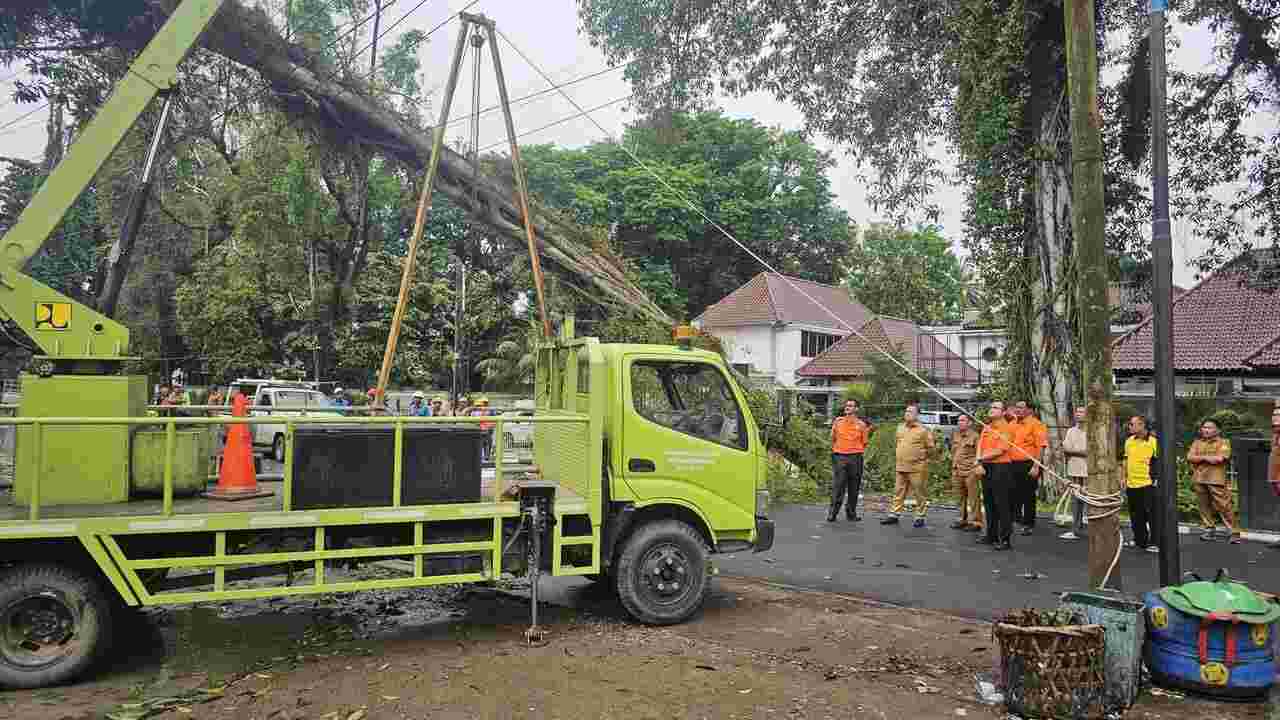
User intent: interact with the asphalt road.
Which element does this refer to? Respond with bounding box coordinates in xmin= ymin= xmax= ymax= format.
xmin=717 ymin=502 xmax=1280 ymax=620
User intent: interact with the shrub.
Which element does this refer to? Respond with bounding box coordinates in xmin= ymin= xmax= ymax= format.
xmin=862 ymin=423 xmax=952 ymax=498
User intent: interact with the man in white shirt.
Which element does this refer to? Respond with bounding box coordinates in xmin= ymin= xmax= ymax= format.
xmin=1059 ymin=406 xmax=1088 ymax=541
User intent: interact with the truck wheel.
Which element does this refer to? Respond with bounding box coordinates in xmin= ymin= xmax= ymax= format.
xmin=614 ymin=520 xmax=709 ymax=625
xmin=272 ymin=434 xmax=285 ymax=463
xmin=0 ymin=563 xmax=113 ymax=689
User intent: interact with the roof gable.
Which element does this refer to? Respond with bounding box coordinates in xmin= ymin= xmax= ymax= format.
xmin=695 ymin=272 xmax=871 ymax=331
xmin=796 ymin=316 xmax=980 ymax=384
xmin=1113 ymin=249 xmax=1280 ymax=372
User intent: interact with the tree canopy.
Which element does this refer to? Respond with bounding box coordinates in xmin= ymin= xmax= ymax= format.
xmin=521 ymin=110 xmax=855 ymax=320
xmin=844 ymin=223 xmax=963 ymax=326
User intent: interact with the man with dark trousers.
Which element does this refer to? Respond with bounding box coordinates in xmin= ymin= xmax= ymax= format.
xmin=1009 ymin=399 xmax=1049 ymax=536
xmin=1123 ymin=415 xmax=1161 ymax=553
xmin=829 ymin=399 xmax=872 ymax=521
xmin=977 ymin=401 xmax=1015 ymax=550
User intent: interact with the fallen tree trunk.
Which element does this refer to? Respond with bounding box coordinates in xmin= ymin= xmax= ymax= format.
xmin=149 ymin=0 xmax=671 ymax=325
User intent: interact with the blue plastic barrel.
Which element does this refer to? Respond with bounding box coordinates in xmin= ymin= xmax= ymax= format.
xmin=1143 ymin=591 xmax=1276 ymax=699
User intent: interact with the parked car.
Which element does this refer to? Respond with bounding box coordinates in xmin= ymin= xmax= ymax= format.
xmin=222 ymin=382 xmax=342 ymax=461
xmin=918 ymin=410 xmax=964 ymax=446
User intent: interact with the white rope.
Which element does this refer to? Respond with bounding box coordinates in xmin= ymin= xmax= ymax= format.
xmin=1055 ymin=478 xmax=1126 ymax=588
xmin=493 ymin=28 xmax=1077 ymax=484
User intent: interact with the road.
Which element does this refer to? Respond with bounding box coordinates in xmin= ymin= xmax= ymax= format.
xmin=717 ymin=502 xmax=1279 ymax=620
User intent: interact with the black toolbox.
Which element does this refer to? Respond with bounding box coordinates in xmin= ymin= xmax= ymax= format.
xmin=291 ymin=425 xmax=485 ymax=509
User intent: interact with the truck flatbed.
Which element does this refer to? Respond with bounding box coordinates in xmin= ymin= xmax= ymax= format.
xmin=0 ymin=465 xmax=552 ymax=521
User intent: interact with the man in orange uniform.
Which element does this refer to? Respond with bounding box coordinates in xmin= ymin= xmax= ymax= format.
xmin=1009 ymin=400 xmax=1049 ymax=536
xmin=949 ymin=414 xmax=983 ymax=532
xmin=829 ymin=399 xmax=872 ymax=521
xmin=885 ymin=404 xmax=935 ymax=528
xmin=977 ymin=401 xmax=1015 ymax=550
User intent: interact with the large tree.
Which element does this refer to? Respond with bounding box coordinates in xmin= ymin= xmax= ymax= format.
xmin=578 ymin=0 xmax=1280 ymax=431
xmin=844 ymin=223 xmax=963 ymax=325
xmin=521 ymin=110 xmax=855 ymax=319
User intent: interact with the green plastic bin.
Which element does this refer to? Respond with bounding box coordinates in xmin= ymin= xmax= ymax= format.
xmin=1060 ymin=591 xmax=1145 ymax=712
xmin=131 ymin=429 xmax=208 ymax=497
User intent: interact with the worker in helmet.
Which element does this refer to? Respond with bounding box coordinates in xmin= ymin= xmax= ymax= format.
xmin=473 ymin=397 xmax=495 ymax=461
xmin=431 ymin=395 xmax=445 ymax=416
xmin=409 ymin=390 xmax=430 ymax=417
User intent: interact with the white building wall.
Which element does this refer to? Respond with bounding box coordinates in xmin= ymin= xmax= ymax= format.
xmin=714 ymin=326 xmax=776 ymax=376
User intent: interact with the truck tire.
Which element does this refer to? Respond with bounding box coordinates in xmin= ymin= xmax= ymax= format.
xmin=0 ymin=563 xmax=113 ymax=689
xmin=272 ymin=434 xmax=285 ymax=463
xmin=614 ymin=520 xmax=709 ymax=625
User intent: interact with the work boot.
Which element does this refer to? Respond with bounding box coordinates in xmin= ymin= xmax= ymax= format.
xmin=881 ymin=516 xmax=899 ymax=525
xmin=847 ymin=513 xmax=861 ymax=522
xmin=950 ymin=519 xmax=968 ymax=530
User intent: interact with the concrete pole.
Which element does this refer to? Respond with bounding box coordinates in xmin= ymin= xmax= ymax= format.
xmin=1148 ymin=0 xmax=1182 ymax=587
xmin=1064 ymin=0 xmax=1121 ymax=589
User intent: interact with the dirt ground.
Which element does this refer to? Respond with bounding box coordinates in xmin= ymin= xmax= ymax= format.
xmin=0 ymin=575 xmax=1269 ymax=720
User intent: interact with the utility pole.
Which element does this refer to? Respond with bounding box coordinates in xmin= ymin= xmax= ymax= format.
xmin=1064 ymin=0 xmax=1121 ymax=589
xmin=1149 ymin=0 xmax=1181 ymax=586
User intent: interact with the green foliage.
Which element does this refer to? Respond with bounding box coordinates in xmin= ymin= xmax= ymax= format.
xmin=521 ymin=111 xmax=854 ymax=317
xmin=865 ymin=350 xmax=925 ymax=413
xmin=844 ymin=223 xmax=963 ymax=325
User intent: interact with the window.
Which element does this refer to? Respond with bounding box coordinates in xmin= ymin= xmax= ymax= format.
xmin=801 ymin=330 xmax=840 ymax=358
xmin=630 ymin=361 xmax=748 ymax=450
xmin=273 ymin=391 xmax=313 ymax=409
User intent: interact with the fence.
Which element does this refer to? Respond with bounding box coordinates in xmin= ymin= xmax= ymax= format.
xmin=0 ymin=409 xmax=584 ymax=522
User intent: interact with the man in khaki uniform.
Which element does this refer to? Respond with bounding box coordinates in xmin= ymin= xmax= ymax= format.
xmin=883 ymin=404 xmax=936 ymax=528
xmin=1187 ymin=418 xmax=1239 ymax=544
xmin=949 ymin=414 xmax=983 ymax=531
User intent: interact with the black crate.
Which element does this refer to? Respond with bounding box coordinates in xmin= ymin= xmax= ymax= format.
xmin=292 ymin=425 xmax=484 ymax=510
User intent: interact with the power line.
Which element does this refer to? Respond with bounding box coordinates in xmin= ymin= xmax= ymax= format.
xmin=477 ymin=92 xmax=636 ymax=152
xmin=495 ymin=27 xmax=1064 ymax=479
xmin=446 ymin=62 xmax=627 ymax=130
xmin=0 ymin=102 xmax=47 ymax=131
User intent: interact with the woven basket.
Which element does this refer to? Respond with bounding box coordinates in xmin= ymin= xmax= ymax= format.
xmin=994 ymin=621 xmax=1107 ymax=720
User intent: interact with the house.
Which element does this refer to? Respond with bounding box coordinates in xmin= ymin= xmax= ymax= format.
xmin=694 ymin=272 xmax=981 ymax=414
xmin=693 ymin=272 xmax=873 ymax=387
xmin=793 ymin=316 xmax=981 ymax=411
xmin=1112 ymin=248 xmax=1280 ymax=398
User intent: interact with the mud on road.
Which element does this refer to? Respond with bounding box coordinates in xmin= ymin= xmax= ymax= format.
xmin=0 ymin=573 xmax=1267 ymax=720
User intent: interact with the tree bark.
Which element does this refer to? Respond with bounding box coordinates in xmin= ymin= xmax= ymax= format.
xmin=1064 ymin=0 xmax=1120 ymax=590
xmin=146 ymin=0 xmax=672 ymax=325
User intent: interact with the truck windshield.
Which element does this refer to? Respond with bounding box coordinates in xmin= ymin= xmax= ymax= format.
xmin=631 ymin=361 xmax=747 ymax=450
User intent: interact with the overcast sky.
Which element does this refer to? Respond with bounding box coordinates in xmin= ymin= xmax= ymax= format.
xmin=1 ymin=0 xmax=1274 ymax=289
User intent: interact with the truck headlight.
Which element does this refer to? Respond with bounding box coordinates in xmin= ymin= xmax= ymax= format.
xmin=756 ymin=488 xmax=770 ymax=515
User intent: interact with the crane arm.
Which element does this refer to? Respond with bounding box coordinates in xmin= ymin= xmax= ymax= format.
xmin=0 ymin=0 xmax=227 ymax=365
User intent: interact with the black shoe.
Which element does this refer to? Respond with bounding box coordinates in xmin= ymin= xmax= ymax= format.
xmin=827 ymin=513 xmax=838 ymax=522
xmin=994 ymin=541 xmax=1011 ymax=551
xmin=1020 ymin=526 xmax=1034 ymax=536
xmin=881 ymin=516 xmax=900 ymax=525
xmin=976 ymin=536 xmax=993 ymax=545
xmin=847 ymin=514 xmax=861 ymax=522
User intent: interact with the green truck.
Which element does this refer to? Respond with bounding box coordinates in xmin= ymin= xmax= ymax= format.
xmin=0 ymin=0 xmax=773 ymax=690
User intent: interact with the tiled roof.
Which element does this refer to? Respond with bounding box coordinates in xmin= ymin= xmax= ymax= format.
xmin=1243 ymin=330 xmax=1280 ymax=369
xmin=796 ymin=317 xmax=981 ymax=385
xmin=695 ymin=272 xmax=871 ymax=332
xmin=1113 ymin=249 xmax=1280 ymax=372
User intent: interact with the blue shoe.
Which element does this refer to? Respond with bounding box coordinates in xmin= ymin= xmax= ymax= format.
xmin=913 ymin=518 xmax=926 ymax=528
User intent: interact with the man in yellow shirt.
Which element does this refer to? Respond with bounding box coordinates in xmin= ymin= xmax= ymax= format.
xmin=1186 ymin=418 xmax=1239 ymax=544
xmin=1123 ymin=416 xmax=1160 ymax=553
xmin=884 ymin=404 xmax=936 ymax=528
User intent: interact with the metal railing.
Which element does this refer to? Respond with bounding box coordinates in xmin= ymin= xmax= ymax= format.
xmin=0 ymin=412 xmax=587 ymax=522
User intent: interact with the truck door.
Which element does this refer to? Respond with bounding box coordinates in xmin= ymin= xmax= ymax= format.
xmin=252 ymin=391 xmax=272 ymax=446
xmin=622 ymin=358 xmax=756 ymax=533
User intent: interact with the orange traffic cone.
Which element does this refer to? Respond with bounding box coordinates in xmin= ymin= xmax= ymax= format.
xmin=204 ymin=392 xmax=273 ymax=501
